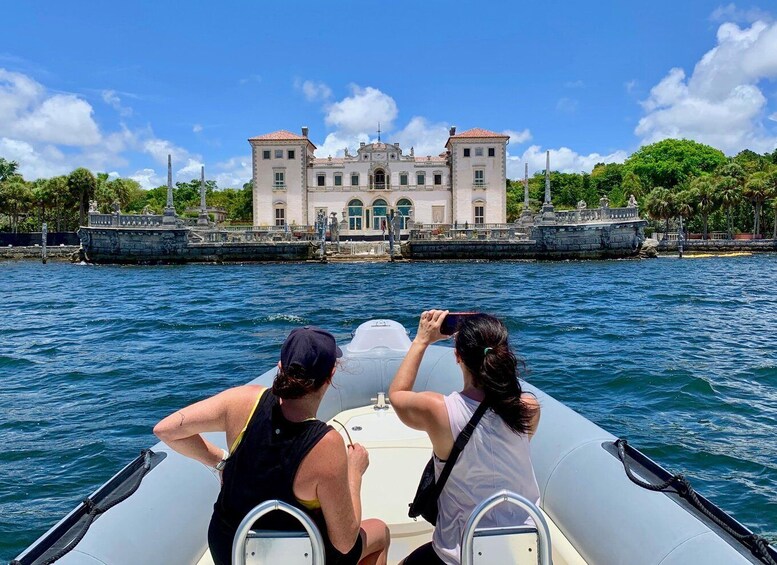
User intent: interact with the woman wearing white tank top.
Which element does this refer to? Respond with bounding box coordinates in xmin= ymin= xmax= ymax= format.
xmin=389 ymin=310 xmax=541 ymax=565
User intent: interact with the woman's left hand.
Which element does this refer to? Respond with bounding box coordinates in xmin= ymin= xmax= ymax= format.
xmin=414 ymin=310 xmax=448 ymax=346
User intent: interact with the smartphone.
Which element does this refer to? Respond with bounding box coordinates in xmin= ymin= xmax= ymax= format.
xmin=440 ymin=312 xmax=478 ymax=335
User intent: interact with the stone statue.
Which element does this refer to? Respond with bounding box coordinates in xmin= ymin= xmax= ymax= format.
xmin=577 ymin=200 xmax=587 ymax=210
xmin=628 ymin=193 xmax=638 ymax=207
xmin=142 ymin=205 xmax=153 ymax=215
xmin=599 ymin=195 xmax=610 ymax=208
xmin=88 ymin=200 xmax=98 ymax=213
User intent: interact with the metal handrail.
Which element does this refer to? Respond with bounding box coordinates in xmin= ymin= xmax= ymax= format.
xmin=460 ymin=490 xmax=553 ymax=565
xmin=231 ymin=499 xmax=326 ymax=565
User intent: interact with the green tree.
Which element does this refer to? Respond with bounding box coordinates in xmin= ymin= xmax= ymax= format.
xmin=743 ymin=172 xmax=770 ymax=237
xmin=689 ymin=176 xmax=718 ymax=239
xmin=716 ymin=176 xmax=741 ymax=239
xmin=644 ymin=186 xmax=675 ymax=237
xmin=0 ymin=157 xmax=20 ymax=182
xmin=44 ymin=176 xmax=72 ymax=231
xmin=68 ymin=168 xmax=97 ymax=227
xmin=0 ymin=178 xmax=32 ymax=232
xmin=590 ymin=162 xmax=623 ymax=197
xmin=622 ymin=139 xmax=727 ymax=191
xmin=621 ymin=171 xmax=644 ymax=200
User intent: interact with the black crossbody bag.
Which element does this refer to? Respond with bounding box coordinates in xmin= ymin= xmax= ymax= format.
xmin=408 ymin=401 xmax=489 ymax=525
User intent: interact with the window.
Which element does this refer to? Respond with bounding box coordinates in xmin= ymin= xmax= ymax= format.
xmin=417 ymin=173 xmax=425 ymax=186
xmin=475 ymin=147 xmax=483 ymax=157
xmin=397 ymin=198 xmax=412 ymax=229
xmin=334 ymin=173 xmax=342 ymax=186
xmin=275 ymin=149 xmax=283 ymax=159
xmin=434 ymin=173 xmax=442 ymax=185
xmin=275 ymin=206 xmax=286 ymax=226
xmin=273 ymin=171 xmax=285 ymax=188
xmin=287 ymin=150 xmax=296 ymax=159
xmin=463 ymin=148 xmax=470 ymax=157
xmin=400 ymin=173 xmax=408 ymax=186
xmin=432 ymin=205 xmax=445 ymax=224
xmin=351 ymin=173 xmax=359 ymax=186
xmin=474 ymin=169 xmax=485 ymax=186
xmin=474 ymin=204 xmax=485 ymax=225
xmin=390 ymin=154 xmax=396 ymax=159
xmin=317 ymin=174 xmax=326 ymax=187
xmin=262 ymin=150 xmax=271 ymax=160
xmin=348 ymin=199 xmax=363 ymax=230
xmin=373 ymin=169 xmax=386 ymax=189
xmin=488 ymin=147 xmax=495 ymax=157
xmin=372 ymin=199 xmax=388 ymax=230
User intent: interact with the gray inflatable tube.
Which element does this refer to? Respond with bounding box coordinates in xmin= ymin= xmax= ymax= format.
xmin=15 ymin=320 xmax=770 ymax=565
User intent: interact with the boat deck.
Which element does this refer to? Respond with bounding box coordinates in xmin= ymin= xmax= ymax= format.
xmin=196 ymin=404 xmax=586 ymax=565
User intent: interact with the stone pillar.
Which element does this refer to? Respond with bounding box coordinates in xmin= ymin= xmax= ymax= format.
xmin=519 ymin=161 xmax=533 ymax=226
xmin=197 ymin=165 xmax=209 ymax=226
xmin=163 ymin=154 xmax=177 ymax=225
xmin=540 ymin=150 xmax=556 ymax=224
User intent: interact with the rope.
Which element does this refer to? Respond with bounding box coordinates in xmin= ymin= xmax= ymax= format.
xmin=615 ymin=439 xmax=777 ymax=565
xmin=18 ymin=450 xmax=153 ymax=565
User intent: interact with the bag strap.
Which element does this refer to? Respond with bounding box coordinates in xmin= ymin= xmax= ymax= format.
xmin=432 ymin=400 xmax=489 ymax=500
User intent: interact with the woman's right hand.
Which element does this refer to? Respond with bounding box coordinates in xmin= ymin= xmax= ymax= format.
xmin=347 ymin=443 xmax=369 ymax=476
xmin=414 ymin=309 xmax=448 ymax=346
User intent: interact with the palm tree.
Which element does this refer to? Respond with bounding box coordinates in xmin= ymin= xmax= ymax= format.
xmin=644 ymin=187 xmax=674 ymax=239
xmin=675 ymin=189 xmax=695 ymax=240
xmin=743 ymin=172 xmax=770 ymax=238
xmin=0 ymin=157 xmax=19 ymax=182
xmin=690 ymin=176 xmax=718 ymax=239
xmin=716 ymin=176 xmax=741 ymax=239
xmin=67 ymin=168 xmax=97 ymax=227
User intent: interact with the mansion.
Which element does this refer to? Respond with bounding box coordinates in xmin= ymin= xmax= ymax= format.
xmin=248 ymin=126 xmax=509 ymax=235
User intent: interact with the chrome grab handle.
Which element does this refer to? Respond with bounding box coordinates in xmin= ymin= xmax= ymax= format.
xmin=460 ymin=490 xmax=553 ymax=565
xmin=231 ymin=499 xmax=326 ymax=565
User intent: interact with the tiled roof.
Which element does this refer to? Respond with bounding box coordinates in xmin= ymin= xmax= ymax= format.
xmin=450 ymin=128 xmax=509 ymax=139
xmin=249 ymin=130 xmax=308 ymax=141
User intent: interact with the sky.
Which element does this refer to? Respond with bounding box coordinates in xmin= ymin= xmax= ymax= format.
xmin=1 ymin=1 xmax=777 ymax=189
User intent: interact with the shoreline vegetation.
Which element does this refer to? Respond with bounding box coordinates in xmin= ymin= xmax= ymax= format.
xmin=2 ymin=138 xmax=777 ymax=240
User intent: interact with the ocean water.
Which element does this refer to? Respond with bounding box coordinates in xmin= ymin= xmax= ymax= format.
xmin=1 ymin=257 xmax=776 ymax=561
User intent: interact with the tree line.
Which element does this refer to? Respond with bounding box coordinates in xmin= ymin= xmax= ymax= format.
xmin=2 ymin=138 xmax=777 ymax=235
xmin=0 ymin=159 xmax=253 ymax=233
xmin=506 ymin=139 xmax=777 ymax=238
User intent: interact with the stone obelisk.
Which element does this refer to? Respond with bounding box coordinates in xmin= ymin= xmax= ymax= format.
xmin=519 ymin=161 xmax=533 ymax=225
xmin=540 ymin=150 xmax=556 ymax=223
xmin=163 ymin=154 xmax=176 ymax=224
xmin=197 ymin=165 xmax=210 ymax=226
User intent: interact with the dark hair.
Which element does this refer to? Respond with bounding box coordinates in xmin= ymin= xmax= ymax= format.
xmin=272 ymin=363 xmax=331 ymax=400
xmin=454 ymin=313 xmax=536 ymax=435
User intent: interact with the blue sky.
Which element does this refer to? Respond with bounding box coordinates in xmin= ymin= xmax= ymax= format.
xmin=1 ymin=1 xmax=776 ymax=188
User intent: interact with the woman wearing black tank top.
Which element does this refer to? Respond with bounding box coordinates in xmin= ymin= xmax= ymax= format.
xmin=154 ymin=326 xmax=390 ymax=564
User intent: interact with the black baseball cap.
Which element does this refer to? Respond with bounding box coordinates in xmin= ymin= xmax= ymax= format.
xmin=280 ymin=326 xmax=343 ymax=382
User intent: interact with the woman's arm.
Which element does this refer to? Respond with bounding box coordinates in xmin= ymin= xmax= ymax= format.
xmin=312 ymin=431 xmax=368 ymax=554
xmin=153 ymin=385 xmax=258 ymax=468
xmin=389 ymin=310 xmax=449 ymax=433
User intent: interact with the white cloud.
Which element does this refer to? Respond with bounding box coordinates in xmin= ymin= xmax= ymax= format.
xmin=770 ymin=112 xmax=777 ymax=122
xmin=0 ymin=137 xmax=69 ymax=179
xmin=506 ymin=145 xmax=628 ymax=180
xmin=296 ymin=79 xmax=332 ymax=102
xmin=315 ymin=131 xmax=370 ymax=158
xmin=324 ymin=85 xmax=398 ymax=133
xmin=393 ymin=117 xmax=450 ymax=157
xmin=0 ymin=68 xmax=101 ymax=146
xmin=238 ymin=74 xmax=262 ymax=86
xmin=102 ymin=89 xmax=132 ymax=117
xmin=556 ymin=97 xmax=578 ymax=114
xmin=636 ymin=18 xmax=777 ymax=154
xmin=503 ymin=129 xmax=532 ymax=144
xmin=192 ymin=123 xmax=203 ymax=133
xmin=564 ymin=80 xmax=585 ymax=88
xmin=625 ymin=79 xmax=638 ymax=94
xmin=177 ymin=158 xmax=204 ymax=180
xmin=212 ymin=155 xmax=252 ymax=188
xmin=710 ymin=3 xmax=771 ymax=24
xmin=129 ymin=168 xmax=162 ymax=189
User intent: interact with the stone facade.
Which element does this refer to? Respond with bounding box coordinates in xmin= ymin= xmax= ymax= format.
xmin=248 ymin=127 xmax=509 ymax=235
xmin=403 ymin=220 xmax=647 ymax=260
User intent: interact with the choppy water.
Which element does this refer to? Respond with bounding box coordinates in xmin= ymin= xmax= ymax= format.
xmin=1 ymin=258 xmax=776 ymax=560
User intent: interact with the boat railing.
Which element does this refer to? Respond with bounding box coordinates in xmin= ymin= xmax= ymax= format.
xmin=460 ymin=490 xmax=552 ymax=565
xmin=232 ymin=499 xmax=325 ymax=565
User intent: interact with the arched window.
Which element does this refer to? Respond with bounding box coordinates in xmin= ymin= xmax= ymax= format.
xmin=473 ymin=200 xmax=485 ymax=225
xmin=274 ymin=203 xmax=286 ymax=227
xmin=372 ymin=198 xmax=388 ymax=230
xmin=397 ymin=198 xmax=412 ymax=229
xmin=373 ymin=168 xmax=386 ymax=189
xmin=348 ymin=199 xmax=363 ymax=230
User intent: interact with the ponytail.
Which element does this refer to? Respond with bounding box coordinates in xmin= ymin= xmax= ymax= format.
xmin=455 ymin=314 xmax=536 ymax=435
xmin=272 ymin=364 xmax=320 ymax=399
